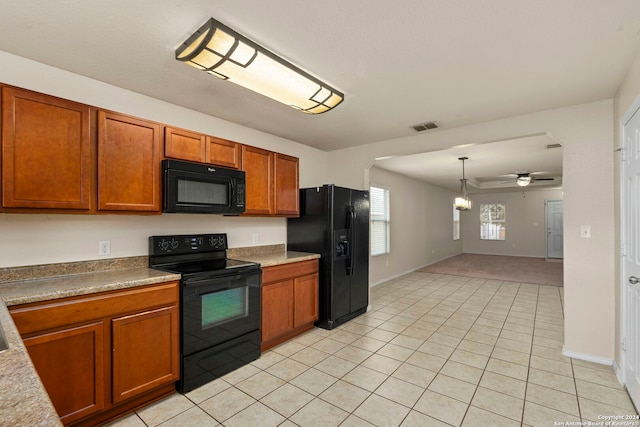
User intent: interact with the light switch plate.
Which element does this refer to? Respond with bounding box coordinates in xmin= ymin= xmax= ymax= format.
xmin=580 ymin=226 xmax=591 ymax=239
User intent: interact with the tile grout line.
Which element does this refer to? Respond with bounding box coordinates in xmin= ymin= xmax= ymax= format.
xmin=521 ymin=281 xmax=540 ymax=426
xmin=459 ymin=279 xmax=524 ymax=425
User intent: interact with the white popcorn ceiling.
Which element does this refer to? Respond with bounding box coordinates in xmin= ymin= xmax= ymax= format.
xmin=0 ymin=0 xmax=637 ymax=188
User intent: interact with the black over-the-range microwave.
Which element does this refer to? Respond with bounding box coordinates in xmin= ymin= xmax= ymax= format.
xmin=162 ymin=159 xmax=246 ymax=215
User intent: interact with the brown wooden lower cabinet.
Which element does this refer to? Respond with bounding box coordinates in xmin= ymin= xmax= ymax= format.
xmin=261 ymin=259 xmax=319 ymax=351
xmin=111 ymin=306 xmax=179 ymax=404
xmin=9 ymin=281 xmax=179 ymax=426
xmin=22 ymin=321 xmax=106 ymax=424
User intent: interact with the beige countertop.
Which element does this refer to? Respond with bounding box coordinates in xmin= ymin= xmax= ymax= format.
xmin=0 ymin=247 xmax=318 ymax=426
xmin=0 ymin=301 xmax=61 ymax=426
xmin=230 ymin=250 xmax=320 ymax=267
xmin=0 ymin=262 xmax=180 ymax=427
xmin=0 ymin=267 xmax=181 ymax=307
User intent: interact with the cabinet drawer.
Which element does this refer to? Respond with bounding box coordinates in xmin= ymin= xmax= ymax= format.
xmin=10 ymin=281 xmax=179 ymax=336
xmin=262 ymin=259 xmax=318 ymax=284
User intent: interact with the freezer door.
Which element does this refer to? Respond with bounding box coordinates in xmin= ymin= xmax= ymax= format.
xmin=349 ymin=190 xmax=370 ymax=312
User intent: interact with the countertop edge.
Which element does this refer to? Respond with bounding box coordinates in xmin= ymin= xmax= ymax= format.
xmin=233 ymin=251 xmax=320 ymax=268
xmin=0 ymin=268 xmax=181 ymax=307
xmin=0 ymin=301 xmax=62 ymax=426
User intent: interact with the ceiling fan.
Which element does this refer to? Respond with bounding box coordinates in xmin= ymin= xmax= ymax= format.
xmin=501 ymin=172 xmax=555 ymax=187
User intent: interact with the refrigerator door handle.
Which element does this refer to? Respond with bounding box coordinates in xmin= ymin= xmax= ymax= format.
xmin=350 ymin=211 xmax=356 ymax=277
xmin=346 ymin=207 xmax=356 ymax=277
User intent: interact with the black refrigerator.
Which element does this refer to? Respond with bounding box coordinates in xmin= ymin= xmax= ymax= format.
xmin=287 ymin=185 xmax=370 ymax=330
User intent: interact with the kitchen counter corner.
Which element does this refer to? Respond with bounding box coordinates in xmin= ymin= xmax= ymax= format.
xmin=0 ymin=301 xmax=62 ymax=426
xmin=0 ymin=261 xmax=181 ymax=426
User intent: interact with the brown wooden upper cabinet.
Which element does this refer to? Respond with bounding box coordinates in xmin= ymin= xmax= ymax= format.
xmin=164 ymin=127 xmax=242 ymax=170
xmin=164 ymin=126 xmax=205 ymax=163
xmin=206 ymin=136 xmax=242 ymax=169
xmin=1 ymin=84 xmax=299 ymax=217
xmin=241 ymin=145 xmax=274 ymax=215
xmin=97 ymin=111 xmax=162 ymax=213
xmin=241 ymin=145 xmax=299 ymax=217
xmin=274 ymin=153 xmax=300 ymax=216
xmin=1 ymin=86 xmax=93 ymax=210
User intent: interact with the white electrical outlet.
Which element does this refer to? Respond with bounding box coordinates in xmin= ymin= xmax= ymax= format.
xmin=252 ymin=233 xmax=260 ymax=244
xmin=99 ymin=240 xmax=111 ymax=255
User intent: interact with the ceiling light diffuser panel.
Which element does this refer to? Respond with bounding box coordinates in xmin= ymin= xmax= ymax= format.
xmin=176 ymin=18 xmax=344 ymax=114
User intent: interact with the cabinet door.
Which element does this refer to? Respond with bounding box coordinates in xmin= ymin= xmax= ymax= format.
xmin=294 ymin=273 xmax=319 ymax=327
xmin=1 ymin=86 xmax=92 ymax=210
xmin=274 ymin=153 xmax=299 ymax=216
xmin=112 ymin=305 xmax=179 ymax=404
xmin=23 ymin=322 xmax=106 ymax=424
xmin=242 ymin=145 xmax=274 ymax=215
xmin=261 ymin=280 xmax=294 ymax=343
xmin=98 ymin=111 xmax=162 ymax=212
xmin=165 ymin=127 xmax=205 ymax=162
xmin=206 ymin=136 xmax=241 ymax=169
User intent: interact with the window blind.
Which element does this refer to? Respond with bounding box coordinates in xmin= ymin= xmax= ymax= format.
xmin=370 ymin=186 xmax=390 ymax=255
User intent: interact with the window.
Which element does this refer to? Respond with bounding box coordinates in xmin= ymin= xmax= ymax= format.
xmin=453 ymin=204 xmax=460 ymax=240
xmin=370 ymin=186 xmax=390 ymax=255
xmin=480 ymin=203 xmax=506 ymax=240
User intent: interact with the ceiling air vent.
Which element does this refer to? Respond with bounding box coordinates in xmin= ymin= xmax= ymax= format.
xmin=412 ymin=121 xmax=438 ymax=132
xmin=546 ymin=143 xmax=562 ymax=149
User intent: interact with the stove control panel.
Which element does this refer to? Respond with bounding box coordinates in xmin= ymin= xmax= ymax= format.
xmin=149 ymin=233 xmax=228 ymax=255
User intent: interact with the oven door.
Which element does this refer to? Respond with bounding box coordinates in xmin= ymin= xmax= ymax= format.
xmin=181 ymin=267 xmax=261 ymax=357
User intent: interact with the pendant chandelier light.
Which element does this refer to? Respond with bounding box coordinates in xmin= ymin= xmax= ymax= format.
xmin=175 ymin=18 xmax=344 ymax=114
xmin=455 ymin=157 xmax=472 ymax=211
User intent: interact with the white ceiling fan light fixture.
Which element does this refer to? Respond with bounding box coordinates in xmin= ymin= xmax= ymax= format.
xmin=454 ymin=156 xmax=472 ymax=211
xmin=516 ymin=175 xmax=532 ymax=187
xmin=175 ymin=18 xmax=344 ymax=114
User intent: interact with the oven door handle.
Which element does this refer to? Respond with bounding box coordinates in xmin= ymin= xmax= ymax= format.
xmin=182 ymin=269 xmax=261 ymax=288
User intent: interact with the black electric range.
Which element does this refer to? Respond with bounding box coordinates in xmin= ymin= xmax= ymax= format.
xmin=149 ymin=233 xmax=262 ymax=393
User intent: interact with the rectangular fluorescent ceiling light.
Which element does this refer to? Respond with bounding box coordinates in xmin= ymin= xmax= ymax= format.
xmin=175 ymin=18 xmax=344 ymax=114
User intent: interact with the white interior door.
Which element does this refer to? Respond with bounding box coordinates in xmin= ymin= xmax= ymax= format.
xmin=546 ymin=200 xmax=564 ymax=259
xmin=623 ymin=101 xmax=640 ymax=408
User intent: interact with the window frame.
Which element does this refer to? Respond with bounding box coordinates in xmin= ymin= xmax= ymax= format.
xmin=453 ymin=204 xmax=460 ymax=241
xmin=480 ymin=202 xmax=506 ymax=241
xmin=370 ymin=185 xmax=390 ymax=256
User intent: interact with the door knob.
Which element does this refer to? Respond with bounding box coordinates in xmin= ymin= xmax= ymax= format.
xmin=630 ymin=276 xmax=639 ymax=285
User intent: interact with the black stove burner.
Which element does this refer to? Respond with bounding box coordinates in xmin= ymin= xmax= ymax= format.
xmin=154 ymin=258 xmax=257 ymax=275
xmin=148 ymin=233 xmax=259 ymax=277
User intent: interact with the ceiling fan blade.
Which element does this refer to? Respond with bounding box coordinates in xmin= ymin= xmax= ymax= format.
xmin=532 ymin=177 xmax=555 ymax=181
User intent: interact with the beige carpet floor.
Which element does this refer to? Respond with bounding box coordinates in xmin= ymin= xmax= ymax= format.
xmin=417 ymin=253 xmax=563 ymax=286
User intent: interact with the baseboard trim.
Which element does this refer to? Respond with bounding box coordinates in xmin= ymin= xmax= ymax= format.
xmin=370 ymin=253 xmax=462 ymax=287
xmin=370 ymin=267 xmax=422 ymax=287
xmin=613 ymin=360 xmax=625 ymax=386
xmin=562 ymin=345 xmax=614 ymax=366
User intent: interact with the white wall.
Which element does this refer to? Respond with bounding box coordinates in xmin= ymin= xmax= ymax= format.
xmin=614 ymin=45 xmax=640 ymax=369
xmin=0 ymin=50 xmax=329 ymax=268
xmin=462 ymin=189 xmax=564 ymax=258
xmin=369 ymin=167 xmax=462 ymax=285
xmin=0 ymin=49 xmax=623 ymax=363
xmin=328 ymin=102 xmax=615 ymax=361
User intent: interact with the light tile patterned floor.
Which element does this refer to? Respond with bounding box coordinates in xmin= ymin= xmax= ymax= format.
xmin=107 ymin=272 xmax=638 ymax=427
